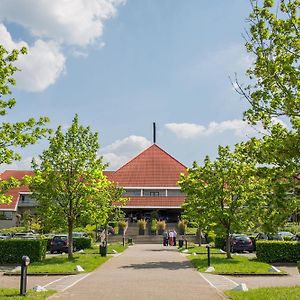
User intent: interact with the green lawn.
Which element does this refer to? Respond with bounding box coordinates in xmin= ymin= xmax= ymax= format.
xmin=26 ymin=243 xmax=127 ymax=274
xmin=188 ymin=254 xmax=283 ymax=275
xmin=226 ymin=286 xmax=300 ymax=300
xmin=0 ymin=288 xmax=54 ymax=300
xmin=179 ymin=245 xmax=221 ymax=254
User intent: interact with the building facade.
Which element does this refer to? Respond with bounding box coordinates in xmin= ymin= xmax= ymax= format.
xmin=0 ymin=144 xmax=187 ymax=228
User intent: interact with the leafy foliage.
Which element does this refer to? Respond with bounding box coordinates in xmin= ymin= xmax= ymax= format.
xmin=0 ymin=44 xmax=50 ymax=204
xmin=29 ymin=115 xmax=125 ymax=259
xmin=179 ymin=144 xmax=290 ymax=258
xmin=236 ymin=0 xmax=300 ymax=128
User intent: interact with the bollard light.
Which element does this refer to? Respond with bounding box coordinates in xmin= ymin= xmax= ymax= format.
xmin=206 ymin=245 xmax=211 ymax=267
xmin=20 ymin=256 xmax=30 ymax=296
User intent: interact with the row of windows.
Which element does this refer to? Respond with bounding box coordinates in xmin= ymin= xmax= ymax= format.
xmin=123 ymin=189 xmax=185 ymax=197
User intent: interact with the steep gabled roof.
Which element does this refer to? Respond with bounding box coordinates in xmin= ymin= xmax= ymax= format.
xmin=110 ymin=144 xmax=187 ymax=187
xmin=0 ymin=170 xmax=32 ymax=211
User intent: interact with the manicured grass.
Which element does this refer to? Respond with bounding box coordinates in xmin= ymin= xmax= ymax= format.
xmin=226 ymin=286 xmax=300 ymax=300
xmin=178 ymin=244 xmax=222 ymax=254
xmin=26 ymin=243 xmax=127 ymax=274
xmin=188 ymin=254 xmax=283 ymax=275
xmin=0 ymin=288 xmax=54 ymax=300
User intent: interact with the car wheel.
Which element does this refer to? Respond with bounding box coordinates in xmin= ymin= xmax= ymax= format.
xmin=50 ymin=250 xmax=54 ymax=254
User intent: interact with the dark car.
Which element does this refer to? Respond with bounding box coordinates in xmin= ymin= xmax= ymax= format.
xmin=255 ymin=233 xmax=283 ymax=241
xmin=230 ymin=234 xmax=254 ymax=253
xmin=50 ymin=235 xmax=69 ymax=254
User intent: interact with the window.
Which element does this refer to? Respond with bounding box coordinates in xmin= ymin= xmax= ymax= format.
xmin=123 ymin=189 xmax=141 ymax=197
xmin=0 ymin=211 xmax=13 ymax=220
xmin=150 ymin=192 xmax=159 ymax=197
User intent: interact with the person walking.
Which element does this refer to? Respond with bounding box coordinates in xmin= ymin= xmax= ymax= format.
xmin=169 ymin=230 xmax=174 ymax=246
xmin=162 ymin=230 xmax=168 ymax=246
xmin=173 ymin=229 xmax=177 ymax=246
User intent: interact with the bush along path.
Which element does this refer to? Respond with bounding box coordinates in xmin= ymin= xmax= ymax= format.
xmin=4 ymin=244 xmax=127 ymax=276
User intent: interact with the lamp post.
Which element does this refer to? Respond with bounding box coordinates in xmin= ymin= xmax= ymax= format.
xmin=20 ymin=256 xmax=30 ymax=296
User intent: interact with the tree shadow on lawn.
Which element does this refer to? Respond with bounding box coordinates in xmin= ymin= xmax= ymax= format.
xmin=190 ymin=256 xmax=240 ymax=269
xmin=121 ymin=260 xmax=192 ymax=270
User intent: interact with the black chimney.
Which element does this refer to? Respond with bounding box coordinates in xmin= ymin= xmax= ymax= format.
xmin=153 ymin=122 xmax=156 ymax=144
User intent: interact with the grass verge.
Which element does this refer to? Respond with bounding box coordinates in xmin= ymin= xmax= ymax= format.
xmin=188 ymin=254 xmax=285 ymax=275
xmin=0 ymin=288 xmax=55 ymax=300
xmin=225 ymin=286 xmax=300 ymax=300
xmin=178 ymin=245 xmax=221 ymax=254
xmin=24 ymin=243 xmax=127 ymax=274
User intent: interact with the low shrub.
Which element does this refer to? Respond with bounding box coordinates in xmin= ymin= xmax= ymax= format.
xmin=150 ymin=219 xmax=157 ymax=235
xmin=215 ymin=236 xmax=226 ymax=249
xmin=73 ymin=237 xmax=92 ymax=250
xmin=118 ymin=220 xmax=127 ymax=235
xmin=0 ymin=227 xmax=27 ymax=234
xmin=256 ymin=241 xmax=300 ymax=263
xmin=0 ymin=239 xmax=46 ymax=264
xmin=157 ymin=220 xmax=166 ymax=234
xmin=178 ymin=220 xmax=188 ymax=235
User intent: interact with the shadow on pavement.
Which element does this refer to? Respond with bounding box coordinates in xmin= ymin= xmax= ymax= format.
xmin=121 ymin=260 xmax=192 ymax=270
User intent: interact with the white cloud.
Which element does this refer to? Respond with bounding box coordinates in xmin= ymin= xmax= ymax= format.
xmin=0 ymin=24 xmax=65 ymax=92
xmin=165 ymin=119 xmax=268 ymax=139
xmin=0 ymin=0 xmax=124 ymax=91
xmin=0 ymin=0 xmax=125 ymax=47
xmin=101 ymin=135 xmax=151 ymax=169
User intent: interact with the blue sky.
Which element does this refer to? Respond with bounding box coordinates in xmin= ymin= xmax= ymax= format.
xmin=0 ymin=0 xmax=262 ymax=171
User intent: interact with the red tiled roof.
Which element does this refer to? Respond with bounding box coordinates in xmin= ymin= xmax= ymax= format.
xmin=110 ymin=144 xmax=187 ymax=187
xmin=123 ymin=196 xmax=185 ymax=207
xmin=0 ymin=170 xmax=32 ymax=211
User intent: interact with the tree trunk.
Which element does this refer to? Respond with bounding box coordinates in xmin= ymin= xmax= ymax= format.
xmin=68 ymin=218 xmax=73 ymax=260
xmin=197 ymin=227 xmax=202 ymax=246
xmin=225 ymin=231 xmax=231 ymax=259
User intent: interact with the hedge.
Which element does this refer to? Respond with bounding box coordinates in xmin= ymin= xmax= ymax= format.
xmin=0 ymin=239 xmax=47 ymax=264
xmin=256 ymin=241 xmax=300 ymax=263
xmin=73 ymin=237 xmax=92 ymax=250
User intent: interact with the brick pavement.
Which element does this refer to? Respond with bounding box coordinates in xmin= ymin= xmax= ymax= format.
xmin=48 ymin=244 xmax=224 ymax=300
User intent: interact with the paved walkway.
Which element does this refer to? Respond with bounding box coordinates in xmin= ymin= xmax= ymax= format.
xmin=49 ymin=244 xmax=224 ymax=300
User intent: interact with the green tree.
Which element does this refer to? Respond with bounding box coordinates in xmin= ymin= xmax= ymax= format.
xmin=234 ymin=0 xmax=300 ymax=217
xmin=29 ymin=115 xmax=117 ymax=259
xmin=235 ymin=0 xmax=300 ymax=128
xmin=0 ymin=44 xmax=50 ymax=203
xmin=180 ymin=145 xmax=276 ymax=258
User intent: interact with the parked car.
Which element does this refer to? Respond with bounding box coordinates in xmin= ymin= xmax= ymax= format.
xmin=278 ymin=231 xmax=295 ymax=240
xmin=291 ymin=234 xmax=300 ymax=241
xmin=50 ymin=235 xmax=69 ymax=254
xmin=0 ymin=232 xmax=11 ymax=239
xmin=72 ymin=232 xmax=88 ymax=238
xmin=230 ymin=234 xmax=254 ymax=253
xmin=12 ymin=232 xmax=38 ymax=239
xmin=255 ymin=233 xmax=284 ymax=241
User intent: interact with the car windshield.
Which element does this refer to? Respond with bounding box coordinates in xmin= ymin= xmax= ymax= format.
xmin=53 ymin=236 xmax=67 ymax=241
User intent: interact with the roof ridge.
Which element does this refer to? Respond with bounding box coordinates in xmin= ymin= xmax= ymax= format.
xmin=113 ymin=144 xmax=186 ymax=174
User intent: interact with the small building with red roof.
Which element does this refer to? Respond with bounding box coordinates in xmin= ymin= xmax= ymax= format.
xmin=0 ymin=144 xmax=187 ymax=228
